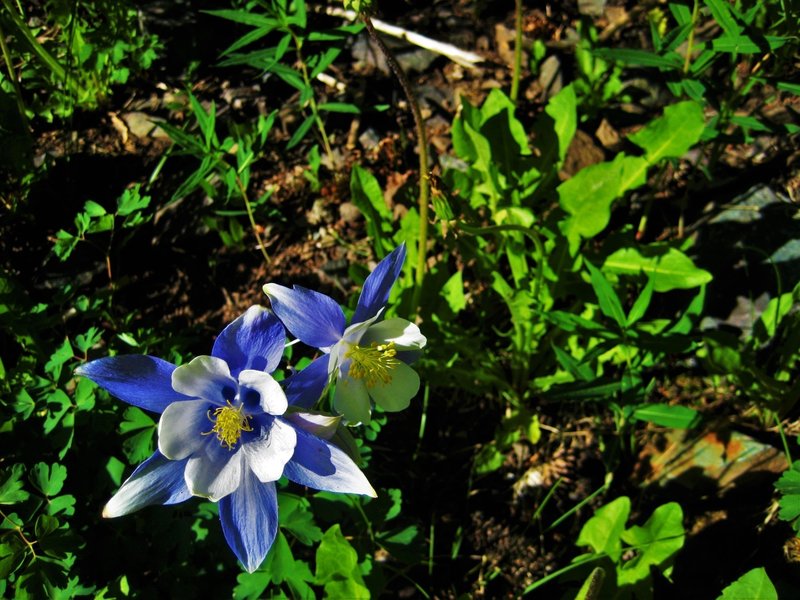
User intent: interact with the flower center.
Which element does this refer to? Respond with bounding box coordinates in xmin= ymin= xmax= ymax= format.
xmin=204 ymin=401 xmax=252 ymax=450
xmin=346 ymin=342 xmax=399 ymax=387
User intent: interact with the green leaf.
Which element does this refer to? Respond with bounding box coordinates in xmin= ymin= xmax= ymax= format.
xmin=350 ymin=164 xmax=392 ymax=255
xmin=441 ymin=270 xmax=466 ymax=314
xmin=775 ymin=461 xmax=800 ymax=529
xmin=632 ymin=404 xmax=701 ymax=428
xmin=317 ymin=102 xmax=360 ymax=114
xmin=0 ymin=465 xmax=29 ymax=505
xmin=712 ymin=35 xmax=787 ymax=53
xmin=29 ymin=463 xmax=67 ymax=497
xmin=558 ymin=153 xmax=649 ymax=247
xmin=82 ymin=200 xmax=106 ymax=217
xmin=577 ymin=496 xmax=630 ymax=562
xmin=279 ymin=494 xmax=323 ymax=545
xmin=603 ymin=245 xmax=712 ymax=291
xmin=315 ymin=524 xmax=369 ymax=599
xmin=286 ymin=114 xmax=315 ymax=149
xmin=627 ymin=277 xmax=655 ymax=325
xmin=618 ymin=502 xmax=685 ymax=586
xmin=592 ymin=48 xmax=683 ymax=70
xmin=586 ymin=261 xmax=627 ymax=329
xmin=119 ymin=407 xmax=157 ymax=464
xmin=628 ymin=101 xmax=705 ymax=164
xmin=544 ymin=83 xmax=577 ymax=163
xmin=717 ymin=567 xmax=777 ymax=600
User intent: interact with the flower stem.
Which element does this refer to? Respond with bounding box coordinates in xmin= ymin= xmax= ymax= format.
xmin=290 ymin=30 xmax=336 ymax=166
xmin=362 ymin=15 xmax=429 ymax=316
xmin=510 ymin=0 xmax=523 ymax=103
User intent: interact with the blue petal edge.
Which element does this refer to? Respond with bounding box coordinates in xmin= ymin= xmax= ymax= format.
xmin=218 ymin=472 xmax=278 ymax=573
xmin=263 ymin=284 xmax=345 ymax=349
xmin=352 ymin=243 xmax=406 ymax=324
xmin=283 ymin=354 xmax=330 ymax=408
xmin=103 ymin=451 xmax=191 ymax=518
xmin=212 ymin=306 xmax=286 ymax=377
xmin=76 ymin=355 xmax=191 ymax=413
xmin=283 ymin=427 xmax=376 ymax=497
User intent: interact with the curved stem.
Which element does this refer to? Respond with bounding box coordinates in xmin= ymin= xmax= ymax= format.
xmin=362 ymin=15 xmax=429 ymax=317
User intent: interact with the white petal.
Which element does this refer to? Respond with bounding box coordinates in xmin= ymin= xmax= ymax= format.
xmin=361 ymin=318 xmax=427 ymax=350
xmin=237 ymin=369 xmax=288 ymax=415
xmin=339 ymin=309 xmax=384 ymax=346
xmin=333 ymin=376 xmax=372 ymax=425
xmin=367 ymin=361 xmax=420 ymax=412
xmin=243 ymin=419 xmax=297 ymax=482
xmin=171 ymin=355 xmax=237 ymax=402
xmin=158 ymin=400 xmax=211 ymax=460
xmin=283 ymin=411 xmax=341 ymax=440
xmin=185 ymin=445 xmax=244 ymax=501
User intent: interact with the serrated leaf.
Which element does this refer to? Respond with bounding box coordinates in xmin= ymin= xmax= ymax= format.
xmin=629 ymin=101 xmax=705 ymax=164
xmin=603 ymin=245 xmax=712 ymax=291
xmin=0 ymin=465 xmax=30 ymax=505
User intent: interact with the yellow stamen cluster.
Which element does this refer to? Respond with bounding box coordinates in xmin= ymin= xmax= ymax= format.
xmin=346 ymin=342 xmax=399 ymax=387
xmin=204 ymin=401 xmax=252 ymax=450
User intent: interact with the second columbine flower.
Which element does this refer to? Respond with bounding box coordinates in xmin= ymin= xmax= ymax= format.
xmin=264 ymin=244 xmax=426 ymax=424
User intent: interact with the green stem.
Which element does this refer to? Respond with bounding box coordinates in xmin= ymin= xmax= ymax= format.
xmin=0 ymin=17 xmax=27 ymax=127
xmin=290 ymin=30 xmax=336 ymax=167
xmin=362 ymin=15 xmax=430 ymax=317
xmin=522 ymin=554 xmax=601 ymax=595
xmin=511 ymin=0 xmax=523 ymax=102
xmin=234 ymin=171 xmax=271 ymax=266
xmin=683 ymin=0 xmax=700 ymax=75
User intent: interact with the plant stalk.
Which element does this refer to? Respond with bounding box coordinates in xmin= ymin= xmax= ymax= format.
xmin=511 ymin=0 xmax=523 ymax=102
xmin=362 ymin=14 xmax=429 ymax=317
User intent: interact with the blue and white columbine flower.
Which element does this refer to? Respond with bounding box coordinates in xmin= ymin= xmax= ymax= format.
xmin=263 ymin=244 xmax=426 ymax=424
xmin=76 ymin=306 xmax=375 ymax=573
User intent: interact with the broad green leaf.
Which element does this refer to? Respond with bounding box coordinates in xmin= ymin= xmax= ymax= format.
xmin=279 ymin=494 xmax=323 ymax=545
xmin=619 ymin=502 xmax=685 ymax=585
xmin=775 ymin=461 xmax=800 ymax=529
xmin=629 ymin=101 xmax=705 ymax=164
xmin=552 ymin=344 xmax=594 ymax=382
xmin=717 ymin=567 xmax=778 ymax=600
xmin=603 ymin=245 xmax=712 ymax=292
xmin=82 ymin=200 xmax=106 ymax=217
xmin=586 ymin=261 xmax=627 ymax=329
xmin=558 ymin=153 xmax=648 ymax=246
xmin=441 ymin=270 xmax=466 ymax=314
xmin=119 ymin=407 xmax=157 ymax=464
xmin=315 ymin=524 xmax=369 ymax=598
xmin=576 ymin=496 xmax=630 ymax=562
xmin=29 ymin=463 xmax=67 ymax=497
xmin=631 ymin=404 xmax=701 ymax=429
xmin=0 ymin=465 xmax=29 ymax=505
